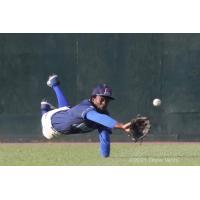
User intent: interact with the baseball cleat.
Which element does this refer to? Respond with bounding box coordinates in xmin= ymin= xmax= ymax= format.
xmin=41 ymin=100 xmax=56 ymax=111
xmin=47 ymin=74 xmax=60 ymax=87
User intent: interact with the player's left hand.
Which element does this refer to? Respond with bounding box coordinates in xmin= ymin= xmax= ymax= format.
xmin=122 ymin=122 xmax=132 ymax=133
xmin=128 ymin=115 xmax=151 ymax=142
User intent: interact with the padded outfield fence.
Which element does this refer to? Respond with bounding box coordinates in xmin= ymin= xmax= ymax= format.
xmin=0 ymin=33 xmax=200 ymax=142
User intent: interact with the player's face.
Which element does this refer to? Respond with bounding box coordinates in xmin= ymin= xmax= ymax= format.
xmin=92 ymin=96 xmax=110 ymax=110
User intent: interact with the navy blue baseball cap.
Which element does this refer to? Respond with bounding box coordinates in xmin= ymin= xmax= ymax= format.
xmin=91 ymin=84 xmax=115 ymax=100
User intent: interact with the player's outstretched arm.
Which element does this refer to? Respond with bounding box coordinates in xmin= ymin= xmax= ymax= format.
xmin=114 ymin=122 xmax=131 ymax=134
xmin=86 ymin=110 xmax=131 ymax=133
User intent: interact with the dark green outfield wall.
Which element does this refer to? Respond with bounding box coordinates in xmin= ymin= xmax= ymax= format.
xmin=0 ymin=33 xmax=200 ymax=142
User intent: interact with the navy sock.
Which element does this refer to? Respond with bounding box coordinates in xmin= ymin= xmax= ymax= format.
xmin=52 ymin=85 xmax=70 ymax=107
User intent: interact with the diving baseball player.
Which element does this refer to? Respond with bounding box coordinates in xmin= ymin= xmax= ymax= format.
xmin=41 ymin=74 xmax=131 ymax=157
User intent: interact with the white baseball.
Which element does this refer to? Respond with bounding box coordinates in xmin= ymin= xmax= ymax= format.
xmin=153 ymin=98 xmax=161 ymax=107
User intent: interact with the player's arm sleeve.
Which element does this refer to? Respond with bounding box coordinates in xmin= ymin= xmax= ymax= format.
xmin=85 ymin=110 xmax=118 ymax=129
xmin=98 ymin=128 xmax=111 ymax=157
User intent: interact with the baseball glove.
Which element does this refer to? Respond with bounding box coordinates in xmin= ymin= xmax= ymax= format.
xmin=128 ymin=115 xmax=151 ymax=142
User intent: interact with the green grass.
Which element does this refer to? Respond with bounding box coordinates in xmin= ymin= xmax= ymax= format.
xmin=0 ymin=142 xmax=200 ymax=166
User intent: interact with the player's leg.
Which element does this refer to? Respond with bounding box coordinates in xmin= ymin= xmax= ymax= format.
xmin=47 ymin=74 xmax=70 ymax=108
xmin=99 ymin=129 xmax=110 ymax=158
xmin=41 ymin=107 xmax=66 ymax=139
xmin=40 ymin=100 xmax=57 ymax=139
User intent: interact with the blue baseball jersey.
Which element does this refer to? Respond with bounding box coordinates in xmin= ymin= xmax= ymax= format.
xmin=51 ymin=99 xmax=117 ymax=134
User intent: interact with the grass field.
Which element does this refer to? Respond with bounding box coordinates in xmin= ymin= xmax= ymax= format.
xmin=0 ymin=142 xmax=200 ymax=166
